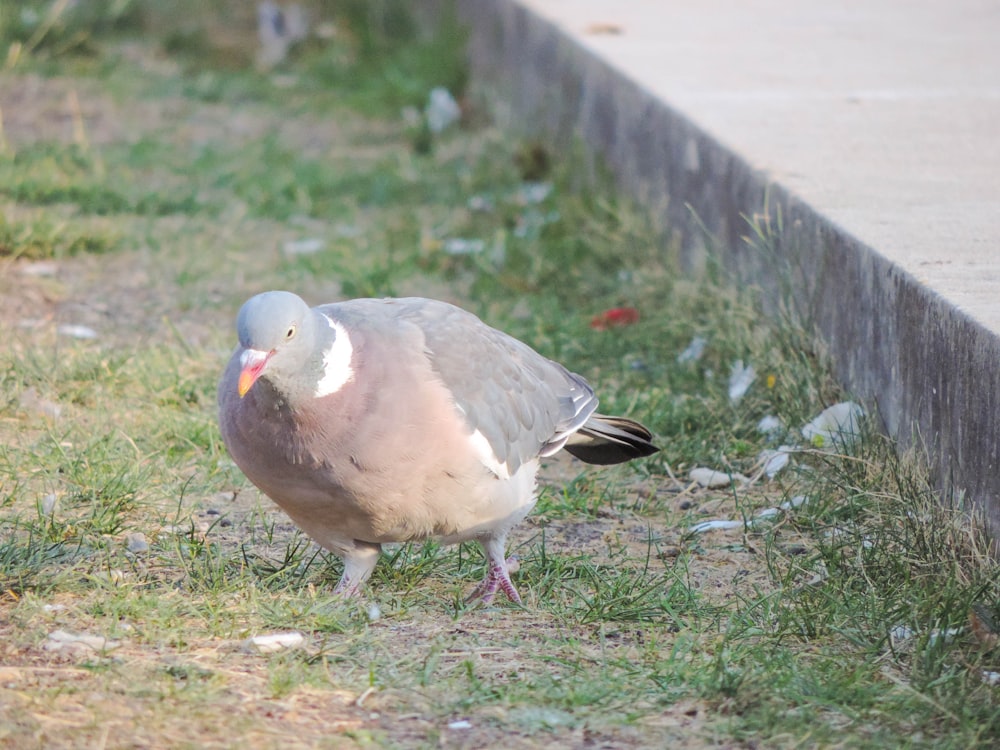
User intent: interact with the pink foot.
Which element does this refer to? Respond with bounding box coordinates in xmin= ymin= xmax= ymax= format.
xmin=332 ymin=575 xmax=363 ymax=598
xmin=467 ymin=555 xmax=521 ymax=605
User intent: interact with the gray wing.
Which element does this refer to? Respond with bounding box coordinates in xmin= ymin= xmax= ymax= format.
xmin=389 ymin=298 xmax=599 ymax=475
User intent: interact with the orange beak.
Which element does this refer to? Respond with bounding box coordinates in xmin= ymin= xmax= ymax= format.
xmin=237 ymin=349 xmax=272 ymax=398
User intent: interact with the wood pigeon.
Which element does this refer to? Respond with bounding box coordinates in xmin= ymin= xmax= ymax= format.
xmin=218 ymin=291 xmax=658 ymax=604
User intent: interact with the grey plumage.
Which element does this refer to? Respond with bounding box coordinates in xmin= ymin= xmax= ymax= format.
xmin=218 ymin=291 xmax=658 ymax=604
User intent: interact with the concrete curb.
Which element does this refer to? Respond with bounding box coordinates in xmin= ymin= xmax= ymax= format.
xmin=455 ymin=0 xmax=1000 ymax=536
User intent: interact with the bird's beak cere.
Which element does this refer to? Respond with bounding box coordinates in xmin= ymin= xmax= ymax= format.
xmin=238 ymin=349 xmax=272 ymax=398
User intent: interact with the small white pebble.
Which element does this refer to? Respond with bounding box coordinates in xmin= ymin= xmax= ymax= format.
xmin=689 ymin=467 xmax=747 ymax=489
xmin=801 ymin=401 xmax=864 ymax=448
xmin=516 ymin=181 xmax=553 ymax=205
xmin=247 ymin=631 xmax=305 ymax=653
xmin=282 ymin=238 xmax=325 ymax=256
xmin=425 ymin=87 xmax=461 ymax=133
xmin=40 ymin=493 xmax=58 ymax=516
xmin=44 ymin=629 xmax=121 ymax=653
xmin=728 ymin=360 xmax=756 ymax=404
xmin=677 ymin=336 xmax=707 ymax=364
xmin=57 ymin=324 xmax=99 ymax=340
xmin=928 ymin=627 xmax=963 ymax=644
xmin=367 ymin=603 xmax=382 ymax=622
xmin=758 ymin=448 xmax=791 ymax=479
xmin=689 ymin=519 xmax=743 ymax=533
xmin=982 ymin=670 xmax=1000 ymax=686
xmin=20 ymin=388 xmax=62 ymax=420
xmin=448 ymin=720 xmax=472 ymax=730
xmin=443 ymin=238 xmax=486 ymax=256
xmin=890 ymin=625 xmax=915 ymax=642
xmin=780 ymin=495 xmax=808 ymax=511
xmin=20 ymin=261 xmax=59 ymax=277
xmin=125 ymin=532 xmax=149 ymax=553
xmin=692 ymin=507 xmax=784 ymax=535
xmin=467 ymin=194 xmax=494 ymax=212
xmin=804 ymin=570 xmax=829 ymax=585
xmin=756 ymin=415 xmax=783 ymax=435
xmin=890 ymin=625 xmax=962 ymax=645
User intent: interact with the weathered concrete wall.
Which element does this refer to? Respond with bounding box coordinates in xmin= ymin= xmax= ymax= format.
xmin=454 ymin=0 xmax=1000 ymax=536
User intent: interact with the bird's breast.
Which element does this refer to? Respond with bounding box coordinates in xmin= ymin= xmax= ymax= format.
xmin=220 ymin=345 xmax=538 ymax=545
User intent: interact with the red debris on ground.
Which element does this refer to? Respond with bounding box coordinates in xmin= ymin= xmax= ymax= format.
xmin=590 ymin=307 xmax=640 ymax=330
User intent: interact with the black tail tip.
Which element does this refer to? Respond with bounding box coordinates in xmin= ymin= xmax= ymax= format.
xmin=563 ymin=414 xmax=659 ymax=465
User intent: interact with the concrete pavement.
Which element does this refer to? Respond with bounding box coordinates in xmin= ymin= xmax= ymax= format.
xmin=453 ymin=0 xmax=1000 ymax=534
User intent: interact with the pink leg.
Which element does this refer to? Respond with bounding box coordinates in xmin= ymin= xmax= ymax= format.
xmin=332 ymin=543 xmax=380 ymax=597
xmin=467 ymin=537 xmax=522 ymax=604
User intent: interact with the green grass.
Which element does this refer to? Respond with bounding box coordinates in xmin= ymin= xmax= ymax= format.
xmin=1 ymin=1 xmax=999 ymax=747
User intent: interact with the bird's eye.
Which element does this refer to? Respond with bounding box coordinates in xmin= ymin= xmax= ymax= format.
xmin=285 ymin=325 xmax=296 ymax=339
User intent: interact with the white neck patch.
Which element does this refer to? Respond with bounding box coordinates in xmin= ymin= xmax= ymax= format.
xmin=314 ymin=315 xmax=354 ymax=398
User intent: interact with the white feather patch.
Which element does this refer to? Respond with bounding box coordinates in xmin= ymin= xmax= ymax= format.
xmin=468 ymin=428 xmax=510 ymax=480
xmin=314 ymin=315 xmax=354 ymax=397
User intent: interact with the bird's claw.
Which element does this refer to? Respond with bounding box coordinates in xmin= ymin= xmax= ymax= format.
xmin=466 ymin=555 xmax=522 ymax=605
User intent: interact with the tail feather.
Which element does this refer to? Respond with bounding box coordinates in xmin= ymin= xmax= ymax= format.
xmin=562 ymin=413 xmax=659 ymax=465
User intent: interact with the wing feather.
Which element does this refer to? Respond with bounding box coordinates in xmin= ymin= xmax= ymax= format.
xmin=390 ymin=299 xmax=598 ymax=474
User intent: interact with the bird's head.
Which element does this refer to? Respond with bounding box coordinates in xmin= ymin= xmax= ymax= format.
xmin=234 ymin=291 xmax=319 ymax=397
xmin=232 ymin=291 xmax=354 ymax=401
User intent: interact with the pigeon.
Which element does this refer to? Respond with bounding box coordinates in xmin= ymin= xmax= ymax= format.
xmin=218 ymin=291 xmax=658 ymax=604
